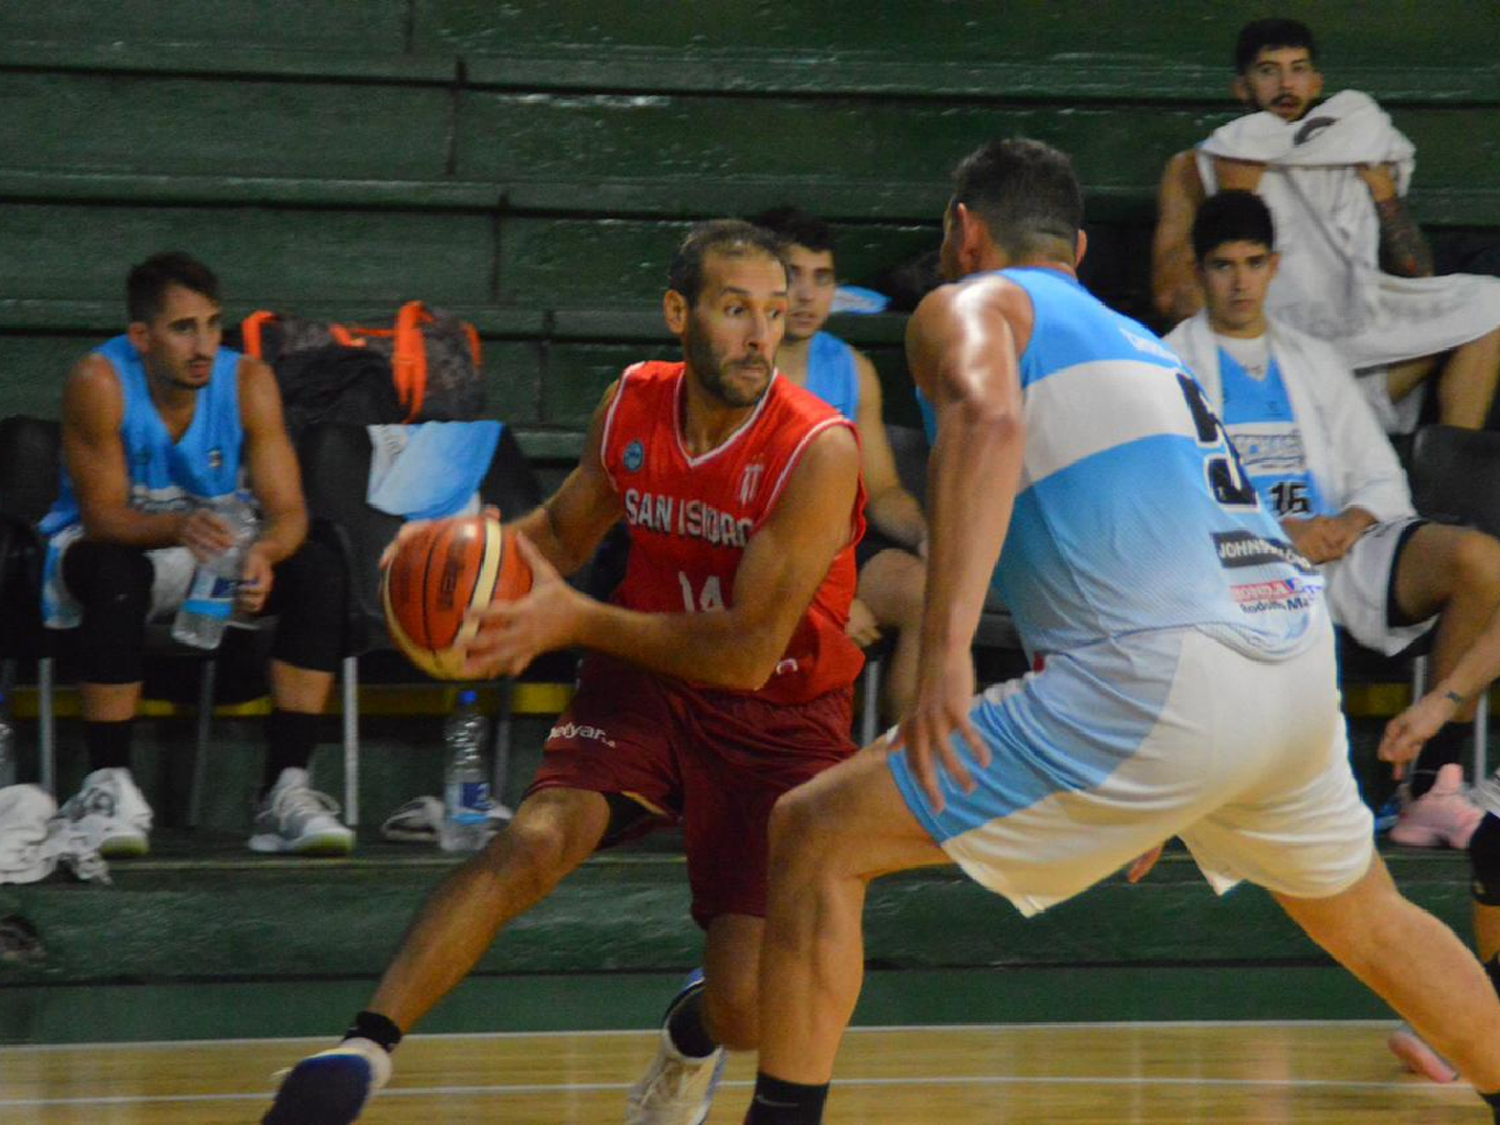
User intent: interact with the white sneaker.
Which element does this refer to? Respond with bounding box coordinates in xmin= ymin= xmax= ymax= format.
xmin=379 ymin=796 xmax=442 ymax=843
xmin=249 ymin=768 xmax=355 ymax=856
xmin=379 ymin=796 xmax=515 ymax=845
xmin=52 ymin=768 xmax=152 ymax=858
xmin=625 ymin=1023 xmax=726 ymax=1125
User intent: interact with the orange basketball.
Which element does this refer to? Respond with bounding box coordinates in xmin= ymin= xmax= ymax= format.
xmin=381 ymin=514 xmax=533 ymax=679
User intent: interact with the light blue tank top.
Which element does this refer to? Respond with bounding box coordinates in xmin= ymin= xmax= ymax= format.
xmin=1217 ymin=350 xmax=1331 ymax=519
xmin=40 ymin=335 xmax=245 ymax=537
xmin=935 ymin=268 xmax=1320 ymax=659
xmin=803 ymin=331 xmax=859 ymax=421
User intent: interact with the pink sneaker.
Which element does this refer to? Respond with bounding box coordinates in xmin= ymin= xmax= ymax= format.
xmin=1388 ymin=1023 xmax=1459 ymax=1083
xmin=1388 ymin=764 xmax=1483 ymax=849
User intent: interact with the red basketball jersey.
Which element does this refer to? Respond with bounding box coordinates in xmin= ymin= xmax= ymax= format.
xmin=600 ymin=360 xmax=866 ymax=703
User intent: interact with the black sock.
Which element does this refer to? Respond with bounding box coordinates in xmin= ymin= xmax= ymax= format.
xmin=745 ymin=1073 xmax=829 ymax=1124
xmin=1480 ymin=1087 xmax=1500 ymax=1122
xmin=665 ymin=980 xmax=718 ymax=1059
xmin=84 ymin=719 xmax=133 ymax=772
xmin=1408 ymin=722 xmax=1472 ymax=798
xmin=343 ymin=1010 xmax=403 ymax=1054
xmin=262 ymin=710 xmax=320 ymax=796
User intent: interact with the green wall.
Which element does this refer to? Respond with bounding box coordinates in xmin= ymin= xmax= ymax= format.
xmin=2 ymin=1 xmax=1496 ymax=460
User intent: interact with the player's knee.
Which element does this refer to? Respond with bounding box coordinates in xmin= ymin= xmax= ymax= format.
xmin=768 ymin=785 xmax=838 ymax=873
xmin=1453 ymin=530 xmax=1500 ymax=601
xmin=68 ymin=541 xmax=153 ymax=615
xmin=486 ymin=816 xmax=582 ymax=901
xmin=860 ymin=550 xmax=926 ymax=626
xmin=1470 ymin=813 xmax=1500 ymax=906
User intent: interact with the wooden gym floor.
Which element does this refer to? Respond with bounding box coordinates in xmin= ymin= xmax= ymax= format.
xmin=0 ymin=1021 xmax=1484 ymax=1124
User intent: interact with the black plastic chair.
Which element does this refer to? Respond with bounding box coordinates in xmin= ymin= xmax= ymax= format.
xmin=1406 ymin=424 xmax=1500 ymax=776
xmin=297 ymin=422 xmax=550 ymax=821
xmin=0 ymin=415 xmax=222 ymax=805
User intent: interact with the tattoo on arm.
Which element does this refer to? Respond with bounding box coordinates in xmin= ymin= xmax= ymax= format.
xmin=1375 ymin=196 xmax=1434 ymax=277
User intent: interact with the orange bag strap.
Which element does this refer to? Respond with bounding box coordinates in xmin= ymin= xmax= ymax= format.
xmin=239 ymin=310 xmax=277 ymax=359
xmin=328 ymin=323 xmax=360 ymax=348
xmin=392 ymin=300 xmax=433 ymax=421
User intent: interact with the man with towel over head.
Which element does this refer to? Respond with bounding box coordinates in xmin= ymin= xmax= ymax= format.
xmin=1152 ymin=17 xmax=1500 ymax=435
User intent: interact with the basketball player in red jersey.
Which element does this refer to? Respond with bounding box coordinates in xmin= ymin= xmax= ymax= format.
xmin=263 ymin=219 xmax=866 ymax=1125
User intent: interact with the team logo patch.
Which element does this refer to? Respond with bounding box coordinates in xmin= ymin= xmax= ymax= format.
xmin=738 ymin=462 xmax=765 ymax=505
xmin=207 ymin=448 xmax=223 ymax=471
xmin=623 ymin=441 xmax=645 ymax=472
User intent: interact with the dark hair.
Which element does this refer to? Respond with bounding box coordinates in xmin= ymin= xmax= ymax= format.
xmin=1192 ymin=190 xmax=1276 ymax=261
xmin=750 ymin=205 xmax=835 ymax=255
xmin=126 ymin=251 xmax=220 ymax=323
xmin=668 ymin=219 xmax=786 ymax=306
xmin=950 ymin=138 xmax=1083 ymax=260
xmin=1234 ymin=18 xmax=1317 ymax=74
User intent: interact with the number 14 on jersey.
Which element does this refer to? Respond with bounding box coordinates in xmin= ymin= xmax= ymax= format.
xmin=678 ymin=572 xmax=725 ymax=612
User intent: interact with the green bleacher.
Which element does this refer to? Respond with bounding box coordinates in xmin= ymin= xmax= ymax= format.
xmin=1 ymin=1 xmax=1495 ymax=1041
xmin=4 ymin=1 xmax=1496 ymax=452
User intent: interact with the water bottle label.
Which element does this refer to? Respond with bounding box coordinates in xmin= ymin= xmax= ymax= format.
xmin=181 ymin=569 xmax=237 ymax=618
xmin=182 ymin=595 xmax=234 ymax=619
xmin=451 ymin=780 xmax=491 ymax=825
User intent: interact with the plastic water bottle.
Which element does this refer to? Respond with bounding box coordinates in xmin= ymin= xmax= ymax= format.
xmin=172 ymin=492 xmax=259 ymax=650
xmin=440 ymin=690 xmax=491 ymax=852
xmin=0 ymin=693 xmax=15 ymax=789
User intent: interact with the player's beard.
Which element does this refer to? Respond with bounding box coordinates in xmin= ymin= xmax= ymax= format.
xmin=684 ymin=318 xmax=772 ymax=410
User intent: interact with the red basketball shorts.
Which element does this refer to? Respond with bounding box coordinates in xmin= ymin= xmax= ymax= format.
xmin=529 ymin=655 xmax=856 ymax=927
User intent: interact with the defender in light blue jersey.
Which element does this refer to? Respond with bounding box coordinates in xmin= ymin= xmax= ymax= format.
xmin=747 ymin=139 xmax=1500 ymax=1125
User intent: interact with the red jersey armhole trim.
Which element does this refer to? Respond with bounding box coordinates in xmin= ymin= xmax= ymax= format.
xmin=750 ymin=415 xmax=859 ymax=536
xmin=599 ymin=362 xmax=645 ymax=495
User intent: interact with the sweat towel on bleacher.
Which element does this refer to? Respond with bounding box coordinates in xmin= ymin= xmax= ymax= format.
xmin=366 ymin=421 xmax=501 ymax=521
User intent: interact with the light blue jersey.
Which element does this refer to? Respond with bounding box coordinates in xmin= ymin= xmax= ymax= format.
xmin=39 ymin=336 xmax=244 ymax=627
xmin=41 ymin=336 xmax=244 ymax=539
xmin=1217 ymin=350 xmax=1330 ymax=520
xmin=888 ymin=270 xmax=1349 ymax=913
xmin=941 ymin=268 xmax=1321 ymax=659
xmin=803 ymin=331 xmax=858 ymax=422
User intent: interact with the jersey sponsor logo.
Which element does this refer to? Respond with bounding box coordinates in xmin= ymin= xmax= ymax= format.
xmin=623 ymin=441 xmax=645 ymax=472
xmin=623 ymin=488 xmax=754 ymax=549
xmin=738 ymin=462 xmax=765 ymax=505
xmin=547 ymin=721 xmax=617 ymax=748
xmin=1212 ymin=529 xmax=1315 ymax=574
xmin=1232 ymin=575 xmax=1321 ymax=614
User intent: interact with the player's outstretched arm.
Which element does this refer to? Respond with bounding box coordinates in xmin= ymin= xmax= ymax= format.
xmin=1381 ymin=597 xmax=1500 ymax=773
xmin=891 ymin=276 xmax=1027 ymax=809
xmin=461 ymin=423 xmax=861 ymax=687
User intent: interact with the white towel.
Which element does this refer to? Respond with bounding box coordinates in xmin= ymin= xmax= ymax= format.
xmin=366 ymin=421 xmax=501 ymax=521
xmin=1165 ymin=312 xmax=1413 ymax=524
xmin=1197 ymin=91 xmax=1500 ymax=398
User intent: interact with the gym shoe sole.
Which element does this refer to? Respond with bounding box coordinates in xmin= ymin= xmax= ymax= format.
xmin=248 ymin=828 xmax=354 ymax=856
